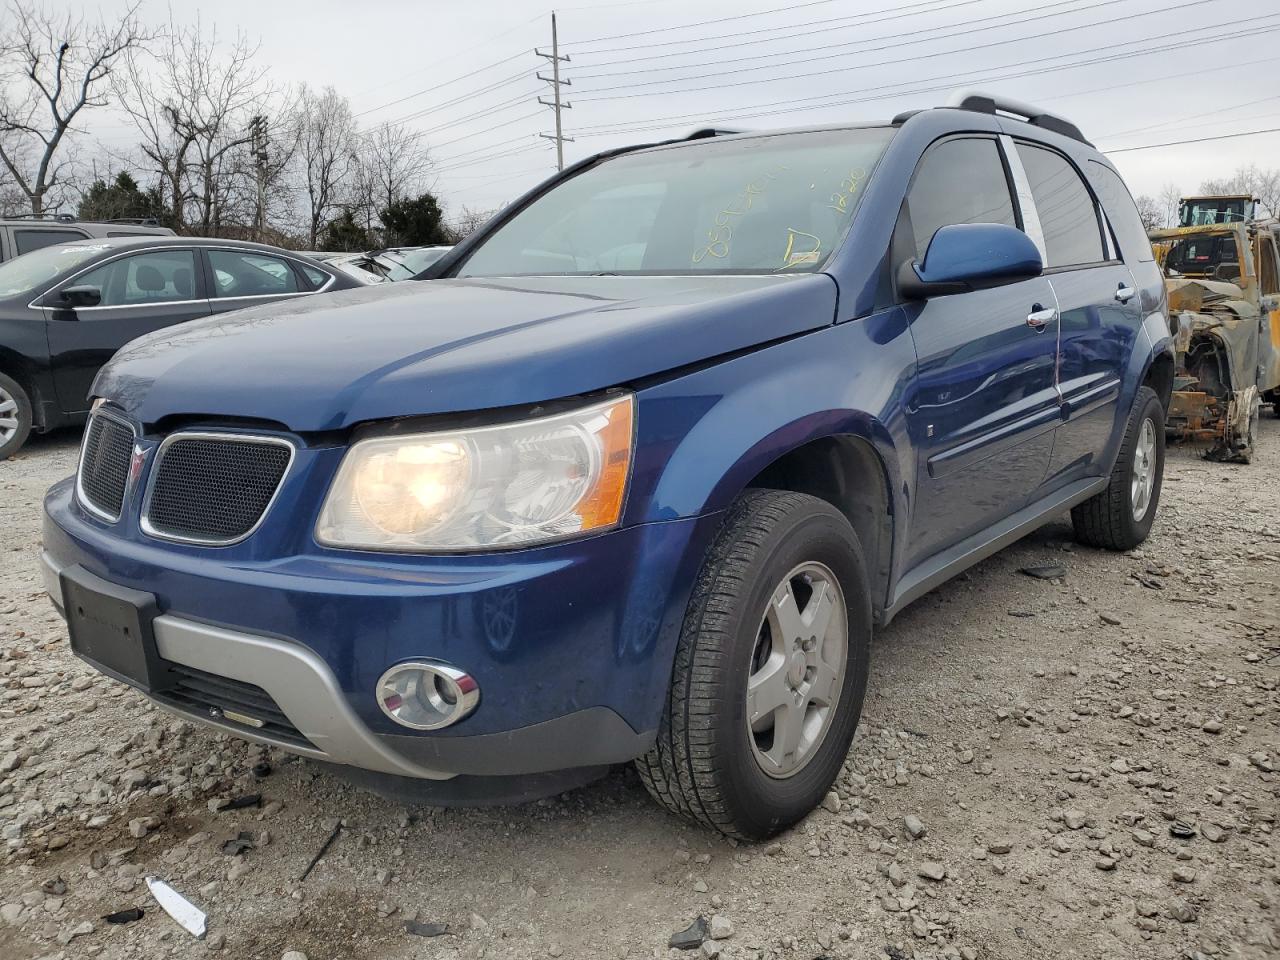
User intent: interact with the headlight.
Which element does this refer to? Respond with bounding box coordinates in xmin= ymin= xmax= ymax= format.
xmin=316 ymin=394 xmax=634 ymax=551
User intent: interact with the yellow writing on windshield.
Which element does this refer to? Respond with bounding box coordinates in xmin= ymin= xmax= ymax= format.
xmin=826 ymin=168 xmax=868 ymax=215
xmin=692 ymin=166 xmax=788 ymax=265
xmin=780 ymin=229 xmax=822 ymax=269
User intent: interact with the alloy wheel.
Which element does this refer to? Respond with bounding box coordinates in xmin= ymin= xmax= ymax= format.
xmin=0 ymin=385 xmax=19 ymax=447
xmin=1131 ymin=417 xmax=1156 ymax=522
xmin=745 ymin=561 xmax=847 ymax=779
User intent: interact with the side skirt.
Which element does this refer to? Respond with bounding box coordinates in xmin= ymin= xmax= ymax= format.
xmin=883 ymin=476 xmax=1107 ymax=625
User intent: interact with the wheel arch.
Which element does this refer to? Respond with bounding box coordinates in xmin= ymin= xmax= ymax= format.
xmin=0 ymin=346 xmax=44 ymax=431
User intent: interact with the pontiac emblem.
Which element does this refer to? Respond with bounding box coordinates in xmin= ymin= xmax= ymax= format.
xmin=127 ymin=444 xmax=148 ymax=487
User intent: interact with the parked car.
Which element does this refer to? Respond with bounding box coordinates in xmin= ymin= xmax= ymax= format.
xmin=0 ymin=237 xmax=361 ymax=458
xmin=303 ymin=251 xmax=389 ymax=286
xmin=0 ymin=214 xmax=174 ymax=263
xmin=42 ymin=90 xmax=1173 ymax=839
xmin=371 ymin=245 xmax=452 ymax=280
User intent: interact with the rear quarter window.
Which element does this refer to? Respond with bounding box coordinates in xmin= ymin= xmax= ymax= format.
xmin=1086 ymin=161 xmax=1156 ymax=264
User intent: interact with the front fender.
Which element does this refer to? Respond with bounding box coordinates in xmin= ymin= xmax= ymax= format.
xmin=624 ymin=307 xmax=917 ymax=580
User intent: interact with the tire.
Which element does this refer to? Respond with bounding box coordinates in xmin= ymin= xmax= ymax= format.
xmin=1071 ymin=385 xmax=1165 ymax=551
xmin=636 ymin=489 xmax=872 ymax=841
xmin=0 ymin=371 xmax=32 ymax=461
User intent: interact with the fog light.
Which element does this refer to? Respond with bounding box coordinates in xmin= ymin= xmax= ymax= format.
xmin=376 ymin=662 xmax=479 ymax=730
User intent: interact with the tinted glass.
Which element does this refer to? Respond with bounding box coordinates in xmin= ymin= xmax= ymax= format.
xmin=1086 ymin=161 xmax=1155 ymax=263
xmin=0 ymin=243 xmax=102 ymax=296
xmin=459 ymin=128 xmax=896 ymax=276
xmin=209 ymin=250 xmax=301 ymax=297
xmin=69 ymin=250 xmax=197 ymax=306
xmin=301 ymin=265 xmax=329 ymax=287
xmin=1016 ymin=144 xmax=1103 ymax=268
xmin=907 ymin=138 xmax=1016 ymax=260
xmin=15 ymin=228 xmax=88 ymax=255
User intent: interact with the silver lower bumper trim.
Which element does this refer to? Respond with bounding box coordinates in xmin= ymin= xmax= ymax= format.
xmin=41 ymin=552 xmax=453 ymax=781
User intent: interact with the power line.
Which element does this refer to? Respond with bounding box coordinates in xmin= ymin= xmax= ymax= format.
xmin=353 ymin=11 xmax=544 ymax=99
xmin=572 ymin=0 xmax=1224 ymax=97
xmin=571 ymin=0 xmax=1103 ymax=78
xmin=354 ymin=50 xmax=531 ymax=119
xmin=567 ymin=0 xmax=991 ymax=59
xmin=1098 ymin=93 xmax=1280 ymax=142
xmin=564 ymin=0 xmax=947 ymax=47
xmin=566 ymin=13 xmax=1278 ymax=132
xmin=1105 ymin=125 xmax=1280 ymax=154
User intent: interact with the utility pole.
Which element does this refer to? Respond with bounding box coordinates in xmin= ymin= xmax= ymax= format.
xmin=249 ymin=114 xmax=269 ymax=240
xmin=536 ymin=13 xmax=573 ymax=171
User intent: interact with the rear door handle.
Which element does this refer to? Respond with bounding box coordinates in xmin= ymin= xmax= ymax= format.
xmin=1026 ymin=304 xmax=1056 ymax=330
xmin=1115 ymin=283 xmax=1135 ymax=303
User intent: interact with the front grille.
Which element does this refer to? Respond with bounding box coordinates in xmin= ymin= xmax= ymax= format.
xmin=157 ymin=663 xmax=316 ymax=750
xmin=143 ymin=434 xmax=292 ymax=544
xmin=78 ymin=414 xmax=134 ymax=520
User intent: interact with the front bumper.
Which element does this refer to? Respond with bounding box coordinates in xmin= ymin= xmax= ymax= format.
xmin=43 ymin=478 xmax=720 ymax=779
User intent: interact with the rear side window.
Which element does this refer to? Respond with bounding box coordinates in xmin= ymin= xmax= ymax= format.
xmin=1015 ymin=144 xmax=1104 ymax=268
xmin=208 ymin=250 xmax=301 ymax=297
xmin=906 ymin=138 xmax=1016 ymax=260
xmin=1086 ymin=161 xmax=1156 ymax=264
xmin=15 ymin=228 xmax=89 ymax=255
xmin=301 ymin=265 xmax=330 ymax=287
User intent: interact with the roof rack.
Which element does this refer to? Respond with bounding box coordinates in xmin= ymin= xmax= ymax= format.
xmin=944 ymin=89 xmax=1091 ymax=146
xmin=6 ymin=212 xmax=76 ymax=223
xmin=100 ymin=217 xmax=164 ymax=226
xmin=684 ymin=127 xmax=745 ymax=140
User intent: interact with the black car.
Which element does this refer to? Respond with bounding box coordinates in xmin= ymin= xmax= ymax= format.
xmin=0 ymin=237 xmax=362 ymax=458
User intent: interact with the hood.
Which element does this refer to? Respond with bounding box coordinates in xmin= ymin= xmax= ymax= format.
xmin=95 ymin=274 xmax=837 ymax=431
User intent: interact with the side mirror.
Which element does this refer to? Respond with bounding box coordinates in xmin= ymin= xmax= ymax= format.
xmin=898 ymin=223 xmax=1043 ymax=300
xmin=55 ymin=285 xmax=102 ymax=309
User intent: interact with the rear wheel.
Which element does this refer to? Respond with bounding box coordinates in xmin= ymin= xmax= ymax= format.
xmin=636 ymin=489 xmax=871 ymax=840
xmin=0 ymin=372 xmax=32 ymax=461
xmin=1071 ymin=385 xmax=1165 ymax=550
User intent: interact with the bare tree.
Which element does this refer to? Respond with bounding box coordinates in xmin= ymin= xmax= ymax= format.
xmin=114 ymin=18 xmax=273 ymax=234
xmin=1158 ymin=182 xmax=1182 ymax=229
xmin=0 ymin=1 xmax=150 ymax=214
xmin=1200 ymin=164 xmax=1280 ymax=221
xmin=356 ymin=122 xmax=432 ymax=232
xmin=296 ymin=85 xmax=357 ymax=248
xmin=1133 ymin=195 xmax=1162 ymax=232
xmin=445 ymin=204 xmax=501 ymax=242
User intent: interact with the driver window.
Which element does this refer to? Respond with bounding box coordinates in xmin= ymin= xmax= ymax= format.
xmin=906 ymin=138 xmax=1017 ymax=260
xmin=69 ymin=250 xmax=198 ymax=307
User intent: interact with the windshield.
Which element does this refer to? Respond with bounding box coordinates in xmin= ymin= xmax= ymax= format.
xmin=1179 ymin=199 xmax=1253 ymax=226
xmin=0 ymin=243 xmax=104 ymax=297
xmin=457 ymin=128 xmax=894 ymax=277
xmin=375 ymin=247 xmax=449 ymax=280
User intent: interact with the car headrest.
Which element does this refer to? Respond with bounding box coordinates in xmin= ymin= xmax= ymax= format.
xmin=135 ymin=264 xmax=166 ymax=292
xmin=172 ymin=267 xmax=192 ymax=297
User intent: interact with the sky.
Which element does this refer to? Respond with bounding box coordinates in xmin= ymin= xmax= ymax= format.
xmin=73 ymin=0 xmax=1280 ymax=223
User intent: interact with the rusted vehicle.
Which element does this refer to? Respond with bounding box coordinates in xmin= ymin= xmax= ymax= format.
xmin=1151 ymin=221 xmax=1280 ymax=462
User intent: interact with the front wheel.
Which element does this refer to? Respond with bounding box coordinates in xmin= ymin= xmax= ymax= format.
xmin=636 ymin=490 xmax=871 ymax=840
xmin=1071 ymin=385 xmax=1165 ymax=550
xmin=0 ymin=372 xmax=32 ymax=461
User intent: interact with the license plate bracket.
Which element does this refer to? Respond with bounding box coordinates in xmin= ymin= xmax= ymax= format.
xmin=61 ymin=566 xmax=166 ymax=693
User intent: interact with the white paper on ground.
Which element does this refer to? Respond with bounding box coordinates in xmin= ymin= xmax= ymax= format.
xmin=145 ymin=876 xmax=207 ymax=939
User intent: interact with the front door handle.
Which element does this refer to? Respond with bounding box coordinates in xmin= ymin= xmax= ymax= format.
xmin=1115 ymin=283 xmax=1135 ymax=303
xmin=1026 ymin=304 xmax=1056 ymax=330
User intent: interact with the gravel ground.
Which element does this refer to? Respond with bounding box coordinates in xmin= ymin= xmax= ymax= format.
xmin=1 ymin=423 xmax=1277 ymax=960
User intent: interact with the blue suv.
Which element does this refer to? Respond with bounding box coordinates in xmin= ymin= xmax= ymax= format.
xmin=42 ymin=91 xmax=1173 ymax=839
